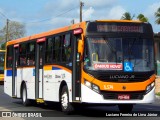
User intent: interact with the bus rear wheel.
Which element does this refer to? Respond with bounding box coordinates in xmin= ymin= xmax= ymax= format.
xmin=22 ymin=84 xmax=30 ymax=106
xmin=60 ymin=86 xmax=74 ymax=114
xmin=118 ymin=104 xmax=133 ymax=113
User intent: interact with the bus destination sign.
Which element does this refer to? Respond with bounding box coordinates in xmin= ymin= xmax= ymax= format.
xmin=97 ymin=25 xmax=143 ymax=33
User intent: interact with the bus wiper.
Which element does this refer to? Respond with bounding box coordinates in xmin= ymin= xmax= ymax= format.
xmin=127 ymin=38 xmax=137 ymax=61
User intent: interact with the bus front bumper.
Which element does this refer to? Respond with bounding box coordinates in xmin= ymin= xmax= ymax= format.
xmin=81 ymin=84 xmax=155 ymax=104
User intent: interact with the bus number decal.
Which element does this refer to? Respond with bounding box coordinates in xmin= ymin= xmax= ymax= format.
xmin=104 ymin=85 xmax=114 ymax=90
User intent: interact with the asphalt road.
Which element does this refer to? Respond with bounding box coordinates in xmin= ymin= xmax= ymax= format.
xmin=0 ymin=85 xmax=160 ymax=120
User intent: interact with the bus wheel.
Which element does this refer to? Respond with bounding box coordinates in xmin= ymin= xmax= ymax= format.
xmin=118 ymin=104 xmax=133 ymax=113
xmin=22 ymin=84 xmax=30 ymax=106
xmin=60 ymin=86 xmax=74 ymax=114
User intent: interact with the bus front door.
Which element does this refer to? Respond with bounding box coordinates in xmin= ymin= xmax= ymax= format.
xmin=72 ymin=35 xmax=81 ymax=102
xmin=12 ymin=47 xmax=18 ymax=97
xmin=35 ymin=42 xmax=45 ymax=99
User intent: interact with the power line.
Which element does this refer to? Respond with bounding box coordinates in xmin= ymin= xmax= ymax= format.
xmin=23 ymin=6 xmax=78 ymax=24
xmin=0 ymin=8 xmax=11 ymax=21
xmin=0 ymin=11 xmax=8 ymax=20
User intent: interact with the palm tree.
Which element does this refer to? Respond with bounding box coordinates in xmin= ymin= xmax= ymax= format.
xmin=121 ymin=12 xmax=135 ymax=20
xmin=155 ymin=7 xmax=160 ymax=24
xmin=137 ymin=14 xmax=148 ymax=22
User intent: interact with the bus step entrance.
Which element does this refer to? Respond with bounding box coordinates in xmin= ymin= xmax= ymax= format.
xmin=36 ymin=99 xmax=44 ymax=103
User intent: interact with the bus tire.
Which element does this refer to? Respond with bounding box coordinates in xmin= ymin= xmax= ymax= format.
xmin=60 ymin=85 xmax=74 ymax=114
xmin=118 ymin=104 xmax=133 ymax=113
xmin=22 ymin=84 xmax=30 ymax=106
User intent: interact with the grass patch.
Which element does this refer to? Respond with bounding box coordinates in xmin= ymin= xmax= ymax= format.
xmin=156 ymin=92 xmax=160 ymax=96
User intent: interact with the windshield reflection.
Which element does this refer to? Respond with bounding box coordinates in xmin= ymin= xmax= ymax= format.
xmin=84 ymin=37 xmax=154 ymax=72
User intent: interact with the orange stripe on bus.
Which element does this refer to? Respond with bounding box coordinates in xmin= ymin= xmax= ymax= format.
xmin=43 ymin=66 xmax=52 ymax=70
xmin=53 ymin=65 xmax=72 ymax=73
xmin=43 ymin=65 xmax=72 ymax=73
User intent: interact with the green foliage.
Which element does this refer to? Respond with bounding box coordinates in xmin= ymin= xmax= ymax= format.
xmin=156 ymin=92 xmax=160 ymax=96
xmin=137 ymin=14 xmax=148 ymax=22
xmin=155 ymin=7 xmax=160 ymax=25
xmin=121 ymin=12 xmax=148 ymax=22
xmin=0 ymin=21 xmax=25 ymax=49
xmin=121 ymin=12 xmax=135 ymax=20
xmin=0 ymin=21 xmax=26 ymax=43
xmin=0 ymin=42 xmax=6 ymax=50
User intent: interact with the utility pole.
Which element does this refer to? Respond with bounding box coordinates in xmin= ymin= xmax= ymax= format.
xmin=80 ymin=1 xmax=84 ymax=22
xmin=6 ymin=19 xmax=9 ymax=42
xmin=71 ymin=19 xmax=75 ymax=24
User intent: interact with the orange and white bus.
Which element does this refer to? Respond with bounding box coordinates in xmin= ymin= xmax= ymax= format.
xmin=4 ymin=20 xmax=155 ymax=113
xmin=0 ymin=50 xmax=5 ymax=84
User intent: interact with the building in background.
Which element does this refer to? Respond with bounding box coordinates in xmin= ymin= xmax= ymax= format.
xmin=154 ymin=32 xmax=160 ymax=76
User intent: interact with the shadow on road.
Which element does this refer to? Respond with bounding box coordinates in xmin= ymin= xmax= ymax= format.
xmin=11 ymin=100 xmax=160 ymax=117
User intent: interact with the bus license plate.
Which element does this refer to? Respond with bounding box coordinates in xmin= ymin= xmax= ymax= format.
xmin=118 ymin=94 xmax=130 ymax=100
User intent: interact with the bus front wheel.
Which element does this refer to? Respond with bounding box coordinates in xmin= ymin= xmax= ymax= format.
xmin=60 ymin=86 xmax=74 ymax=114
xmin=118 ymin=104 xmax=133 ymax=113
xmin=22 ymin=84 xmax=30 ymax=106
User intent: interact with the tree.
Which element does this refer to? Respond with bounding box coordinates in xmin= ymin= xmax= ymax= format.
xmin=0 ymin=21 xmax=25 ymax=49
xmin=155 ymin=7 xmax=160 ymax=24
xmin=121 ymin=12 xmax=135 ymax=20
xmin=137 ymin=14 xmax=148 ymax=22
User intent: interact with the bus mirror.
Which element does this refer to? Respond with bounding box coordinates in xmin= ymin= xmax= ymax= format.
xmin=78 ymin=40 xmax=83 ymax=56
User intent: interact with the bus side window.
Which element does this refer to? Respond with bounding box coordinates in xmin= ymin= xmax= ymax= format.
xmin=19 ymin=44 xmax=27 ymax=66
xmin=54 ymin=36 xmax=61 ymax=62
xmin=27 ymin=42 xmax=35 ymax=66
xmin=63 ymin=34 xmax=71 ymax=62
xmin=45 ymin=37 xmax=53 ymax=64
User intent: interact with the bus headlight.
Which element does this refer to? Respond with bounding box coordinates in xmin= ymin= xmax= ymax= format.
xmin=92 ymin=84 xmax=100 ymax=93
xmin=146 ymin=82 xmax=155 ymax=94
xmin=84 ymin=80 xmax=92 ymax=88
xmin=84 ymin=80 xmax=100 ymax=94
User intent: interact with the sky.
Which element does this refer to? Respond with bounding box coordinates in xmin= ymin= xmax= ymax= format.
xmin=0 ymin=0 xmax=160 ymax=37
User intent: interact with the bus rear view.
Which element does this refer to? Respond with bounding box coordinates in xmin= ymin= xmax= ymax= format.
xmin=82 ymin=20 xmax=155 ymax=112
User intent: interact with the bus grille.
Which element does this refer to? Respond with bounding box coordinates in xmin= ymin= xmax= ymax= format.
xmin=101 ymin=91 xmax=145 ymax=100
xmin=93 ymin=74 xmax=151 ymax=82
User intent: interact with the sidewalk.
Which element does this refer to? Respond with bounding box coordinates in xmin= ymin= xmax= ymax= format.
xmin=155 ymin=76 xmax=160 ymax=93
xmin=155 ymin=76 xmax=160 ymax=99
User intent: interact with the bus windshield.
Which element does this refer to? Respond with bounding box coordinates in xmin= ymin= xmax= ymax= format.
xmin=84 ymin=37 xmax=154 ymax=72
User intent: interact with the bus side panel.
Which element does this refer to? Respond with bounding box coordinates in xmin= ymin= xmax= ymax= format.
xmin=54 ymin=69 xmax=72 ymax=102
xmin=43 ymin=69 xmax=57 ymax=101
xmin=4 ymin=70 xmax=12 ymax=97
xmin=22 ymin=68 xmax=35 ymax=99
xmin=43 ymin=66 xmax=72 ymax=102
xmin=16 ymin=69 xmax=21 ymax=98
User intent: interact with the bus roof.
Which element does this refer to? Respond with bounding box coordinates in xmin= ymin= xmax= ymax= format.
xmin=7 ymin=21 xmax=86 ymax=46
xmin=6 ymin=20 xmax=145 ymax=46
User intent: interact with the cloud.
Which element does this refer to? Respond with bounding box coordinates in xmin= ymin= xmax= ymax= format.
xmin=83 ymin=7 xmax=95 ymax=21
xmin=145 ymin=2 xmax=160 ymax=18
xmin=44 ymin=0 xmax=77 ymax=16
xmin=83 ymin=0 xmax=116 ymax=8
xmin=82 ymin=5 xmax=126 ymax=21
xmin=25 ymin=0 xmax=126 ymax=35
xmin=107 ymin=6 xmax=126 ymax=19
xmin=144 ymin=2 xmax=160 ymax=32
